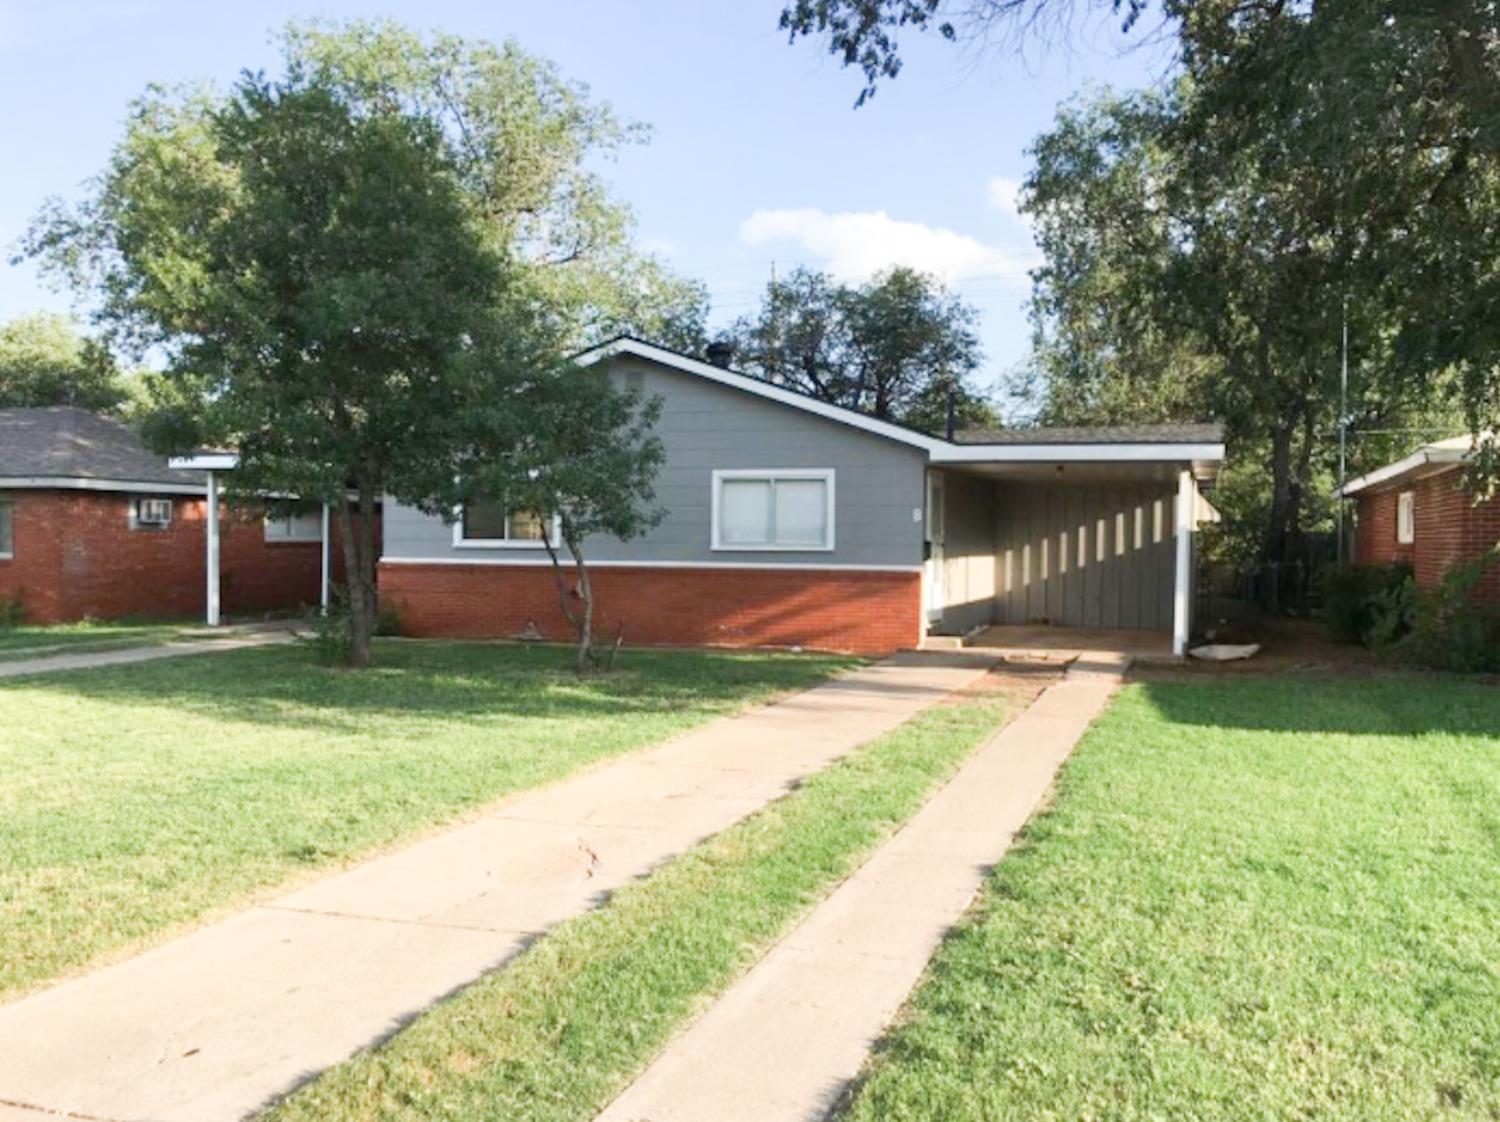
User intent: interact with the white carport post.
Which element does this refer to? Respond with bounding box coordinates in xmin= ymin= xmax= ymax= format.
xmin=1172 ymin=468 xmax=1195 ymax=657
xmin=168 ymin=452 xmax=241 ymax=628
xmin=205 ymin=472 xmax=220 ymax=626
xmin=320 ymin=503 xmax=331 ymax=614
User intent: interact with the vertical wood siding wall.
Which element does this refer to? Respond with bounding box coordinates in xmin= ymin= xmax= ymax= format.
xmin=991 ymin=482 xmax=1178 ymax=630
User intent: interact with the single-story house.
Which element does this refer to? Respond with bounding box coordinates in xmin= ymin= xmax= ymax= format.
xmin=380 ymin=338 xmax=1226 ymax=656
xmin=1341 ymin=434 xmax=1500 ymax=602
xmin=0 ymin=407 xmax=340 ymax=624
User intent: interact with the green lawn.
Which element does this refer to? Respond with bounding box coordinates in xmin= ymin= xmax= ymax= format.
xmin=840 ymin=676 xmax=1500 ymax=1122
xmin=0 ymin=641 xmax=850 ymax=999
xmin=0 ymin=620 xmax=195 ymax=660
xmin=264 ymin=680 xmax=1023 ymax=1122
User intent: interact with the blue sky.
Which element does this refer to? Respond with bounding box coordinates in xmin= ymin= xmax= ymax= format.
xmin=0 ymin=1 xmax=1169 ymax=400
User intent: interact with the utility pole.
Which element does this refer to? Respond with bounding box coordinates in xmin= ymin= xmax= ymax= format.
xmin=1336 ymin=294 xmax=1349 ymax=563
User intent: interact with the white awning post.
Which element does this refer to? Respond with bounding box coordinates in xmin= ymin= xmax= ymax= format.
xmin=205 ymin=470 xmax=221 ymax=627
xmin=1172 ymin=469 xmax=1194 ymax=657
xmin=320 ymin=503 xmax=331 ymax=615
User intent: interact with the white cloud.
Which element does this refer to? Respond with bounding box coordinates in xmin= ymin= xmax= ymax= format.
xmin=739 ymin=207 xmax=1036 ymax=285
xmin=986 ymin=176 xmax=1027 ymax=225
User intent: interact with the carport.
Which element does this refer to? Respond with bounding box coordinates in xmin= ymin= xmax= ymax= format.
xmin=922 ymin=426 xmax=1225 ymax=657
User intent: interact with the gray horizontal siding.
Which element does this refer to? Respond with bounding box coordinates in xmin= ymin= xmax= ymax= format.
xmin=383 ymin=355 xmax=927 ymax=569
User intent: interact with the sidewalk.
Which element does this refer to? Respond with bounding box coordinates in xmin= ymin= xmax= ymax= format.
xmin=0 ymin=651 xmax=994 ymax=1122
xmin=596 ymin=656 xmax=1127 ymax=1122
xmin=0 ymin=623 xmax=297 ymax=680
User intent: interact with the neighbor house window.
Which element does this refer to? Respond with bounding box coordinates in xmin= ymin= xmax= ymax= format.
xmin=1397 ymin=490 xmax=1415 ymax=544
xmin=454 ymin=497 xmax=556 ymax=547
xmin=265 ymin=504 xmax=323 ymax=543
xmin=712 ymin=469 xmax=834 ymax=551
xmin=128 ymin=497 xmax=172 ymax=529
xmin=0 ymin=497 xmax=12 ymax=558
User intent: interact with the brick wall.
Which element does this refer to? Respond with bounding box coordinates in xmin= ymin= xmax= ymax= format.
xmin=1354 ymin=469 xmax=1500 ymax=603
xmin=379 ymin=561 xmax=923 ymax=656
xmin=0 ymin=489 xmax=360 ymax=624
xmin=1353 ymin=489 xmax=1415 ymax=567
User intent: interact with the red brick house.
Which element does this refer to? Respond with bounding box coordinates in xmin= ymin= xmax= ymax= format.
xmin=0 ymin=407 xmax=336 ymax=624
xmin=1342 ymin=435 xmax=1500 ymax=603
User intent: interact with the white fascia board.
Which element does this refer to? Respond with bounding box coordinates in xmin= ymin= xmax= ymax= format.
xmin=0 ymin=476 xmax=209 ymax=496
xmin=575 ymin=338 xmax=942 ymax=453
xmin=169 ymin=453 xmax=240 ymax=471
xmin=929 ymin=442 xmax=1227 ymax=464
xmin=1339 ymin=448 xmax=1469 ymax=497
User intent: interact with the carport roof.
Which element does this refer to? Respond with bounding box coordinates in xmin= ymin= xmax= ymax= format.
xmin=955 ymin=423 xmax=1225 ymax=445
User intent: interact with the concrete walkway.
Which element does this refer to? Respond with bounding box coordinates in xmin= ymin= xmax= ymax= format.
xmin=0 ymin=652 xmax=993 ymax=1122
xmin=597 ymin=655 xmax=1127 ymax=1122
xmin=0 ymin=625 xmax=296 ymax=680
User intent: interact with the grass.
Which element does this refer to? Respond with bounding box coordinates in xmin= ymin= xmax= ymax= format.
xmin=839 ymin=675 xmax=1500 ymax=1122
xmin=261 ymin=678 xmax=1025 ymax=1122
xmin=0 ymin=619 xmax=196 ymax=660
xmin=0 ymin=640 xmax=850 ymax=999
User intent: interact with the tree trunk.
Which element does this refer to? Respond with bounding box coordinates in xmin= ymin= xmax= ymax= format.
xmin=335 ymin=484 xmax=379 ymax=669
xmin=1263 ymin=420 xmax=1295 ymax=567
xmin=569 ymin=536 xmax=595 ymax=674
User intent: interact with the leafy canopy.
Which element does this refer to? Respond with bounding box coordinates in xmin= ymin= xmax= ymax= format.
xmin=0 ymin=312 xmax=134 ymax=414
xmin=727 ymin=265 xmax=995 ymax=432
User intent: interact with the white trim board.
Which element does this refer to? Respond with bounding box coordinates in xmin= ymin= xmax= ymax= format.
xmin=576 ymin=338 xmax=1226 ymax=467
xmin=0 ymin=476 xmax=209 ymax=496
xmin=1339 ymin=448 xmax=1468 ymax=496
xmin=379 ymin=556 xmax=921 ymax=573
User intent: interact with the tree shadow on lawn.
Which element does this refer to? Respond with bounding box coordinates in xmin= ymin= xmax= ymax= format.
xmin=5 ymin=640 xmax=857 ymax=737
xmin=1132 ymin=671 xmax=1500 ymax=739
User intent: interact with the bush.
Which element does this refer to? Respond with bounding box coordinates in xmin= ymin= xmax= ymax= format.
xmin=0 ymin=592 xmax=23 ymax=629
xmin=1394 ymin=549 xmax=1500 ymax=673
xmin=1321 ymin=562 xmax=1412 ymax=644
xmin=299 ymin=590 xmax=352 ymax=665
xmin=375 ymin=598 xmax=402 ymax=637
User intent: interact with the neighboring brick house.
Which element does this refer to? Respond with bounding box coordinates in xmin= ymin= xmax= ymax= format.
xmin=381 ymin=338 xmax=1225 ymax=656
xmin=0 ymin=407 xmax=339 ymax=624
xmin=1343 ymin=435 xmax=1500 ymax=604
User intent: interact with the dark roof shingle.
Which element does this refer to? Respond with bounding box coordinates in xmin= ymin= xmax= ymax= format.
xmin=954 ymin=422 xmax=1224 ymax=446
xmin=0 ymin=407 xmax=204 ymax=487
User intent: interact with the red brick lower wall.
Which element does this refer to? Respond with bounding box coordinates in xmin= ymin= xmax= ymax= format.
xmin=0 ymin=489 xmax=361 ymax=624
xmin=1355 ymin=470 xmax=1500 ymax=603
xmin=379 ymin=561 xmax=923 ymax=656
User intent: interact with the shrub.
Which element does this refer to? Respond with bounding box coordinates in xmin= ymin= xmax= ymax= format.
xmin=1321 ymin=562 xmax=1411 ymax=644
xmin=299 ymin=589 xmax=352 ymax=665
xmin=1395 ymin=549 xmax=1500 ymax=673
xmin=375 ymin=598 xmax=402 ymax=637
xmin=0 ymin=592 xmax=24 ymax=629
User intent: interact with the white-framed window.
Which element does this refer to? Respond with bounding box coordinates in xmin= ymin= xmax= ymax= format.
xmin=265 ymin=504 xmax=324 ymax=543
xmin=0 ymin=496 xmax=12 ymax=558
xmin=453 ymin=497 xmax=557 ymax=548
xmin=129 ymin=497 xmax=172 ymax=529
xmin=1397 ymin=490 xmax=1416 ymax=544
xmin=711 ymin=469 xmax=835 ymax=552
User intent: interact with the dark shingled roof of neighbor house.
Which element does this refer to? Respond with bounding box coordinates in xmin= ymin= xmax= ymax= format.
xmin=0 ymin=407 xmax=205 ymax=487
xmin=955 ymin=422 xmax=1225 ymax=446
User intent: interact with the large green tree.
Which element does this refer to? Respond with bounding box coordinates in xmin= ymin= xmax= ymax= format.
xmin=24 ymin=21 xmax=701 ymax=666
xmin=0 ymin=312 xmax=133 ymax=413
xmin=728 ymin=265 xmax=995 ymax=431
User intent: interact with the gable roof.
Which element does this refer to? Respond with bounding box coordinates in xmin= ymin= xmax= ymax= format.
xmin=1338 ymin=435 xmax=1476 ymax=497
xmin=575 ymin=337 xmax=1226 ymax=466
xmin=0 ymin=407 xmax=207 ymax=492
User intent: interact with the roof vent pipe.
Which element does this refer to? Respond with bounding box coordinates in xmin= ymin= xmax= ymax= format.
xmin=705 ymin=340 xmax=734 ymax=368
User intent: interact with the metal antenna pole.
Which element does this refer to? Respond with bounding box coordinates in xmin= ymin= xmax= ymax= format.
xmin=1337 ymin=294 xmax=1349 ymax=562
